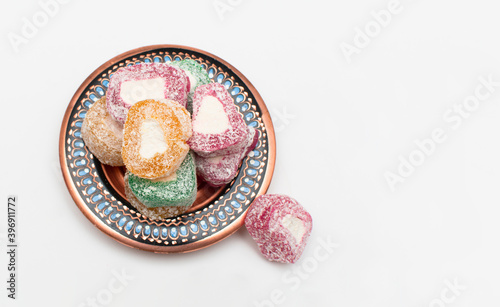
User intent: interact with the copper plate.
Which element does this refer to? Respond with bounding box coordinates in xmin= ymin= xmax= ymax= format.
xmin=59 ymin=45 xmax=276 ymax=253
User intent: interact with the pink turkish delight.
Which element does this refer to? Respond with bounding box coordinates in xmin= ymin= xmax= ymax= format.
xmin=195 ymin=126 xmax=258 ymax=186
xmin=187 ymin=82 xmax=249 ymax=157
xmin=245 ymin=195 xmax=313 ymax=264
xmin=106 ymin=63 xmax=189 ymax=123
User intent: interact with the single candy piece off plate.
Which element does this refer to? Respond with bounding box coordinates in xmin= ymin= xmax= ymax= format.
xmin=106 ymin=63 xmax=189 ymax=123
xmin=245 ymin=194 xmax=313 ymax=264
xmin=122 ymin=99 xmax=192 ymax=179
xmin=187 ymin=82 xmax=249 ymax=157
xmin=81 ymin=97 xmax=124 ymax=166
xmin=195 ymin=126 xmax=259 ymax=186
xmin=127 ymin=151 xmax=197 ymax=208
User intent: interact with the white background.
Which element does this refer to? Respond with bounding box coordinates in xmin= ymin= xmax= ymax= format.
xmin=1 ymin=0 xmax=500 ymax=306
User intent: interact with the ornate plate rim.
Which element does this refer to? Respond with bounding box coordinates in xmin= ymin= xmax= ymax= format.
xmin=59 ymin=44 xmax=276 ymax=253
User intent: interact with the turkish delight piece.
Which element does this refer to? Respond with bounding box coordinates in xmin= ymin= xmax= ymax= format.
xmin=122 ymin=99 xmax=192 ymax=179
xmin=81 ymin=97 xmax=124 ymax=166
xmin=126 ymin=152 xmax=197 ymax=208
xmin=106 ymin=63 xmax=189 ymax=123
xmin=245 ymin=195 xmax=313 ymax=264
xmin=124 ymin=173 xmax=190 ymax=220
xmin=195 ymin=126 xmax=258 ymax=186
xmin=187 ymin=82 xmax=248 ymax=157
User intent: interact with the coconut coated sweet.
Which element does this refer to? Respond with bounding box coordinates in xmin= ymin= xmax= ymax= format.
xmin=187 ymin=82 xmax=249 ymax=157
xmin=245 ymin=195 xmax=313 ymax=264
xmin=81 ymin=97 xmax=124 ymax=166
xmin=122 ymin=99 xmax=192 ymax=179
xmin=195 ymin=126 xmax=258 ymax=186
xmin=126 ymin=152 xmax=197 ymax=208
xmin=106 ymin=63 xmax=189 ymax=123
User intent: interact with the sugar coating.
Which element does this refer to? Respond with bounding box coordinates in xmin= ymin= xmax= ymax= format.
xmin=81 ymin=97 xmax=124 ymax=166
xmin=195 ymin=127 xmax=258 ymax=186
xmin=122 ymin=99 xmax=192 ymax=179
xmin=245 ymin=195 xmax=313 ymax=264
xmin=127 ymin=152 xmax=197 ymax=208
xmin=106 ymin=63 xmax=189 ymax=123
xmin=188 ymin=83 xmax=249 ymax=157
xmin=124 ymin=173 xmax=190 ymax=220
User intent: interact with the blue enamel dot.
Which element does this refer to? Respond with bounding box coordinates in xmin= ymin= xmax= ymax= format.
xmin=200 ymin=220 xmax=208 ymax=230
xmin=102 ymin=80 xmax=109 ymax=88
xmin=75 ymin=141 xmax=84 ymax=147
xmin=76 ymin=159 xmax=87 ymax=166
xmin=236 ymin=94 xmax=244 ymax=103
xmin=118 ymin=217 xmax=127 ymax=227
xmin=110 ymin=213 xmax=120 ymax=221
xmin=144 ymin=58 xmax=151 ymax=63
xmin=248 ymin=121 xmax=258 ymax=128
xmin=252 ymin=150 xmax=260 ymax=157
xmin=82 ymin=178 xmax=92 ymax=185
xmin=231 ymin=200 xmax=241 ymax=208
xmin=209 ymin=216 xmax=217 ymax=225
xmin=144 ymin=226 xmax=151 ymax=236
xmin=153 ymin=228 xmax=159 ymax=237
xmin=190 ymin=224 xmax=198 ymax=232
xmin=218 ymin=211 xmax=226 ymax=219
xmin=245 ymin=113 xmax=254 ymax=120
xmin=97 ymin=202 xmax=108 ymax=211
xmin=75 ymin=121 xmax=82 ymax=128
xmin=95 ymin=87 xmax=104 ymax=96
xmin=103 ymin=206 xmax=112 ymax=215
xmin=240 ymin=104 xmax=249 ymax=112
xmin=231 ymin=87 xmax=240 ymax=95
xmin=162 ymin=228 xmax=168 ymax=237
xmin=78 ymin=111 xmax=86 ymax=119
xmin=74 ymin=151 xmax=85 ymax=158
xmin=208 ymin=68 xmax=215 ymax=78
xmin=135 ymin=225 xmax=142 ymax=234
xmin=244 ymin=178 xmax=254 ymax=186
xmin=240 ymin=186 xmax=250 ymax=193
xmin=74 ymin=131 xmax=81 ymax=138
xmin=164 ymin=55 xmax=171 ymax=62
xmin=174 ymin=56 xmax=181 ymax=61
xmin=125 ymin=221 xmax=134 ymax=231
xmin=217 ymin=73 xmax=224 ymax=83
xmin=86 ymin=186 xmax=96 ymax=195
xmin=180 ymin=226 xmax=187 ymax=236
xmin=249 ymin=160 xmax=260 ymax=167
xmin=92 ymin=194 xmax=103 ymax=202
xmin=224 ymin=80 xmax=232 ymax=89
xmin=225 ymin=206 xmax=233 ymax=213
xmin=84 ymin=100 xmax=92 ymax=107
xmin=89 ymin=94 xmax=98 ymax=101
xmin=170 ymin=227 xmax=178 ymax=238
xmin=246 ymin=169 xmax=257 ymax=176
xmin=154 ymin=57 xmax=161 ymax=63
xmin=202 ymin=63 xmax=207 ymax=69
xmin=78 ymin=168 xmax=89 ymax=176
xmin=135 ymin=61 xmax=141 ymax=65
xmin=127 ymin=63 xmax=133 ymax=67
xmin=236 ymin=193 xmax=246 ymax=201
